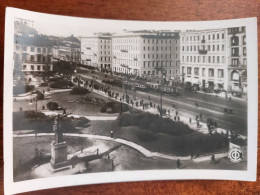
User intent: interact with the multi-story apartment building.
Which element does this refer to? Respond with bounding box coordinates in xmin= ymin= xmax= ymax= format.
xmin=180 ymin=27 xmax=247 ymax=94
xmin=112 ymin=31 xmax=180 ymax=81
xmin=180 ymin=29 xmax=228 ymax=91
xmin=227 ymin=27 xmax=247 ymax=94
xmin=14 ymin=35 xmax=53 ymax=73
xmin=81 ymin=34 xmax=112 ymax=71
xmin=14 ymin=19 xmax=53 ymax=73
xmin=52 ymin=35 xmax=81 ymax=62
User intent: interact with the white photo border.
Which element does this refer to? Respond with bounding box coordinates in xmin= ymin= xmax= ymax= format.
xmin=4 ymin=7 xmax=258 ymax=195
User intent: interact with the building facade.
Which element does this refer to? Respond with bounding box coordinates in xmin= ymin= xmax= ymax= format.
xmin=180 ymin=29 xmax=229 ymax=91
xmin=52 ymin=35 xmax=81 ymax=62
xmin=227 ymin=27 xmax=247 ymax=94
xmin=180 ymin=27 xmax=247 ymax=94
xmin=13 ymin=19 xmax=53 ymax=73
xmin=81 ymin=34 xmax=112 ymax=71
xmin=112 ymin=31 xmax=180 ymax=81
xmin=14 ymin=35 xmax=53 ymax=73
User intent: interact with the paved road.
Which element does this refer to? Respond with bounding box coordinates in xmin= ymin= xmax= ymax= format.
xmin=78 ymin=73 xmax=247 ymax=135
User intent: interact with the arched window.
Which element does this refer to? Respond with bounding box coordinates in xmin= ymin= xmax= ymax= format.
xmin=231 ymin=71 xmax=240 ymax=81
xmin=231 ymin=36 xmax=239 ymax=46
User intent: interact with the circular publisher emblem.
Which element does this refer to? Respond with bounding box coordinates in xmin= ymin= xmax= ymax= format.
xmin=228 ymin=148 xmax=243 ymax=163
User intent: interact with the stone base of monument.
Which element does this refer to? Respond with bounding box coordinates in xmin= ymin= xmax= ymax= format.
xmin=50 ymin=141 xmax=71 ymax=172
xmin=31 ymin=160 xmax=87 ymax=179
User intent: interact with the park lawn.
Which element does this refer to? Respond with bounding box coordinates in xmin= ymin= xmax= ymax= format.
xmin=13 ymin=136 xmax=94 ymax=170
xmin=13 ymin=90 xmax=120 ymax=116
xmin=109 ymin=145 xmax=246 ymax=171
xmin=81 ymin=120 xmax=228 ymax=157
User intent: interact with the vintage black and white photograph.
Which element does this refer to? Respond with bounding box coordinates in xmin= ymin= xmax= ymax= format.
xmin=4 ymin=8 xmax=258 ymax=194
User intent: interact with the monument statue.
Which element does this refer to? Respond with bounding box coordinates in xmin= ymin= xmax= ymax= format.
xmin=53 ymin=115 xmax=64 ymax=144
xmin=50 ymin=114 xmax=70 ymax=171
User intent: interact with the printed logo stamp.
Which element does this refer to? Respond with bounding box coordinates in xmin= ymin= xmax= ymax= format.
xmin=228 ymin=148 xmax=243 ymax=163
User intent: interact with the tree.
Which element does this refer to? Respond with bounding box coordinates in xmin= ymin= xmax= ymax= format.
xmin=46 ymin=102 xmax=59 ymax=110
xmin=36 ymin=91 xmax=44 ymax=100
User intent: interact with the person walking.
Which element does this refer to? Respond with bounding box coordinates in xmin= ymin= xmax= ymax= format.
xmin=177 ymin=159 xmax=181 ymax=169
xmin=211 ymin=154 xmax=216 ymax=164
xmin=196 ymin=119 xmax=200 ymax=128
xmin=189 ymin=118 xmax=192 ymax=124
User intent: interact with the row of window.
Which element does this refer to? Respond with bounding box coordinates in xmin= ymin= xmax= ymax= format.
xmin=113 ymin=38 xmax=177 ymax=44
xmin=185 ymin=67 xmax=224 ymax=78
xmin=100 ymin=45 xmax=111 ymax=49
xmin=100 ymin=56 xmax=111 ymax=61
xmin=143 ymin=53 xmax=178 ymax=59
xmin=231 ymin=58 xmax=247 ymax=66
xmin=182 ymin=55 xmax=225 ymax=64
xmin=22 ymin=64 xmax=51 ymax=71
xmin=181 ymin=32 xmax=225 ymax=42
xmin=182 ymin=44 xmax=225 ymax=52
xmin=19 ymin=54 xmax=51 ymax=62
xmin=143 ymin=61 xmax=174 ymax=68
xmin=114 ymin=60 xmax=139 ymax=67
xmin=143 ymin=46 xmax=178 ymax=51
xmin=17 ymin=45 xmax=49 ymax=53
xmin=100 ymin=40 xmax=111 ymax=44
xmin=100 ymin=51 xmax=111 ymax=55
xmin=231 ymin=47 xmax=246 ymax=56
xmin=143 ymin=69 xmax=177 ymax=75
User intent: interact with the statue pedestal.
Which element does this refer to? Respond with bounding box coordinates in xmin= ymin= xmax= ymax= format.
xmin=50 ymin=141 xmax=70 ymax=171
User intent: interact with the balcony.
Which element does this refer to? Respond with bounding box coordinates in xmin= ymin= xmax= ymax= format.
xmin=121 ymin=49 xmax=128 ymax=53
xmin=120 ymin=64 xmax=130 ymax=69
xmin=155 ymin=66 xmax=163 ymax=70
xmin=231 ymin=53 xmax=239 ymax=57
xmin=198 ymin=49 xmax=207 ymax=55
xmin=201 ymin=39 xmax=206 ymax=44
xmin=133 ymin=57 xmax=138 ymax=61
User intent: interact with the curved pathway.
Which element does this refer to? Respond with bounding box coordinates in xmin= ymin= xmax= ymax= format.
xmin=13 ymin=132 xmax=226 ymax=162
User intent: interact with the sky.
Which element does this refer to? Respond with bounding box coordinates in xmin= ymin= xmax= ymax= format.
xmin=14 ymin=8 xmax=247 ymax=38
xmin=33 ymin=20 xmax=175 ymax=38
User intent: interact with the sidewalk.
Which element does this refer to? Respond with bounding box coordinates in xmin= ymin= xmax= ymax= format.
xmin=42 ymin=111 xmax=118 ymax=121
xmin=13 ymin=132 xmax=227 ymax=162
xmin=13 ymin=89 xmax=72 ymax=100
xmin=197 ymin=90 xmax=247 ymax=102
xmin=90 ymin=88 xmax=247 ymax=140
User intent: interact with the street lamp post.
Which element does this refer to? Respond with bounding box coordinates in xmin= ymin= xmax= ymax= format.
xmin=29 ymin=96 xmax=38 ymax=113
xmin=160 ymin=88 xmax=162 ymax=118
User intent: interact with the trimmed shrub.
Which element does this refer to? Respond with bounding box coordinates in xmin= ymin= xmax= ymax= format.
xmin=136 ymin=130 xmax=157 ymax=142
xmin=117 ymin=112 xmax=193 ymax=136
xmin=169 ymin=133 xmax=229 ymax=156
xmin=100 ymin=102 xmax=130 ymax=114
xmin=70 ymin=87 xmax=90 ymax=95
xmin=46 ymin=102 xmax=59 ymax=110
xmin=13 ymin=111 xmax=89 ymax=133
xmin=36 ymin=91 xmax=44 ymax=100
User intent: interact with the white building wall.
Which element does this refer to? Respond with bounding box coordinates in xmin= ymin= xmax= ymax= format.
xmin=180 ymin=29 xmax=228 ymax=91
